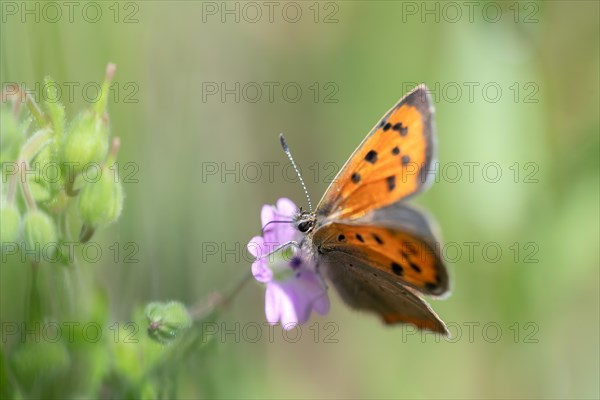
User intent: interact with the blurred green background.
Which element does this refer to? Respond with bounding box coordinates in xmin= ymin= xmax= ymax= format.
xmin=1 ymin=1 xmax=599 ymax=399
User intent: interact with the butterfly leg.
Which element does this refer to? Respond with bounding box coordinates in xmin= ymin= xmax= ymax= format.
xmin=256 ymin=240 xmax=301 ymax=260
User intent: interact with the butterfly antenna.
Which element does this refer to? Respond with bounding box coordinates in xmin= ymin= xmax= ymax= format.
xmin=279 ymin=133 xmax=313 ymax=213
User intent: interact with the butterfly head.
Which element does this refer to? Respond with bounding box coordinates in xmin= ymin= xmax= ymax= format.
xmin=294 ymin=208 xmax=316 ymax=234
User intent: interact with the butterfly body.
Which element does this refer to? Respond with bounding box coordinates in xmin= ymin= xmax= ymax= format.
xmin=294 ymin=85 xmax=450 ymax=334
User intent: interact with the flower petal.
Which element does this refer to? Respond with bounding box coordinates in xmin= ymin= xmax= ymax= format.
xmin=278 ymin=224 xmax=299 ymax=245
xmin=275 ymin=198 xmax=297 ymax=218
xmin=252 ymin=259 xmax=272 ymax=283
xmin=261 ymin=205 xmax=276 ymax=232
xmin=246 ymin=236 xmax=264 ymax=258
xmin=312 ymin=292 xmax=330 ymax=315
xmin=265 ymin=284 xmax=280 ymax=325
xmin=261 ymin=201 xmax=298 ymax=246
xmin=278 ymin=287 xmax=301 ymax=329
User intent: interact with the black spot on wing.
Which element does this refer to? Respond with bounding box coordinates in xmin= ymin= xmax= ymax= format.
xmin=393 ymin=122 xmax=408 ymax=136
xmin=386 ymin=175 xmax=396 ymax=191
xmin=391 ymin=262 xmax=404 ymax=276
xmin=372 ymin=234 xmax=384 ymax=245
xmin=365 ymin=150 xmax=378 ymax=164
xmin=409 ymin=261 xmax=422 ymax=273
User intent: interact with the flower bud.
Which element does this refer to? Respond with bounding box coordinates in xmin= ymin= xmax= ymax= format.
xmin=0 ymin=204 xmax=21 ymax=245
xmin=62 ymin=110 xmax=109 ymax=177
xmin=145 ymin=301 xmax=193 ymax=344
xmin=78 ymin=166 xmax=123 ymax=228
xmin=23 ymin=210 xmax=58 ymax=259
xmin=29 ymin=140 xmax=61 ymax=204
xmin=61 ymin=64 xmax=115 ymax=177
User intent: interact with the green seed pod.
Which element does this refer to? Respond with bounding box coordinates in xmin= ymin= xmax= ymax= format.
xmin=145 ymin=301 xmax=193 ymax=344
xmin=23 ymin=210 xmax=58 ymax=259
xmin=29 ymin=140 xmax=62 ymax=204
xmin=62 ymin=110 xmax=109 ymax=177
xmin=78 ymin=167 xmax=123 ymax=228
xmin=0 ymin=204 xmax=21 ymax=246
xmin=27 ymin=181 xmax=52 ymax=203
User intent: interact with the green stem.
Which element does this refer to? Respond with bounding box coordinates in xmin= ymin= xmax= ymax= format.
xmin=19 ymin=162 xmax=36 ymax=210
xmin=16 ymin=128 xmax=53 ymax=210
xmin=26 ymin=263 xmax=42 ymax=324
xmin=188 ymin=269 xmax=254 ymax=320
xmin=6 ymin=170 xmax=18 ymax=205
xmin=25 ymin=92 xmax=47 ymax=127
xmin=19 ymin=128 xmax=53 ymax=162
xmin=6 ymin=128 xmax=52 ymax=204
xmin=139 ymin=270 xmax=255 ymax=390
xmin=19 ymin=161 xmax=36 ymax=211
xmin=1 ymin=84 xmax=47 ymax=126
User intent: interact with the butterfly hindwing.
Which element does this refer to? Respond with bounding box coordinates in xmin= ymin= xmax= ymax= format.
xmin=312 ymin=203 xmax=449 ymax=296
xmin=316 ymin=85 xmax=435 ymax=220
xmin=320 ymin=251 xmax=448 ymax=335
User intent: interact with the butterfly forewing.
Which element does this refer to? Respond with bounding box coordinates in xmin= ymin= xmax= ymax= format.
xmin=316 ymin=85 xmax=435 ymax=220
xmin=321 ymin=251 xmax=448 ymax=335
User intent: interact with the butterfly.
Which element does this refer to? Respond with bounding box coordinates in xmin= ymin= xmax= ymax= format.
xmin=285 ymin=84 xmax=450 ymax=334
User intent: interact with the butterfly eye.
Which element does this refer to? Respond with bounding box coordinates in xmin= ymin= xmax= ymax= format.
xmin=297 ymin=221 xmax=312 ymax=233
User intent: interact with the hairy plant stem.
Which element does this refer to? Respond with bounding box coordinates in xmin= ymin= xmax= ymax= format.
xmin=7 ymin=128 xmax=53 ymax=205
xmin=188 ymin=269 xmax=254 ymax=320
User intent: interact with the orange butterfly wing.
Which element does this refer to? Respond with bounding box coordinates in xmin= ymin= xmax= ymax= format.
xmin=320 ymin=250 xmax=448 ymax=334
xmin=306 ymin=85 xmax=448 ymax=331
xmin=316 ymin=84 xmax=435 ymax=221
xmin=312 ymin=202 xmax=449 ymax=296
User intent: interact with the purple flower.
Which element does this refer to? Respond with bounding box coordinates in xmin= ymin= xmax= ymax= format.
xmin=247 ymin=198 xmax=329 ymax=330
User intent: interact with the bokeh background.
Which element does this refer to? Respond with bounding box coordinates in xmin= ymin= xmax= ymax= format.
xmin=1 ymin=1 xmax=599 ymax=399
